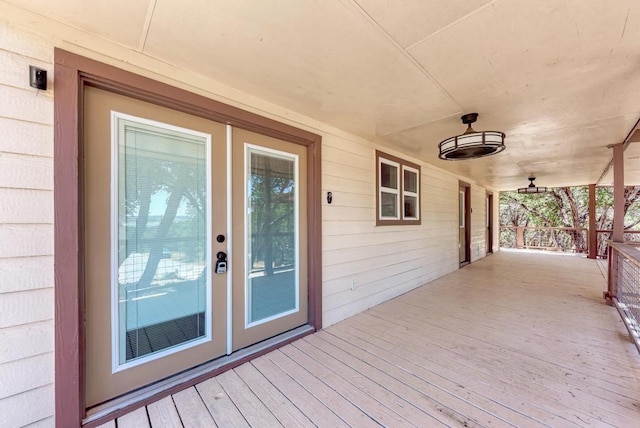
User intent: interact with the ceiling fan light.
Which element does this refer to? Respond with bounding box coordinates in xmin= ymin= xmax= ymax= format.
xmin=517 ymin=176 xmax=548 ymax=194
xmin=438 ymin=113 xmax=505 ymax=160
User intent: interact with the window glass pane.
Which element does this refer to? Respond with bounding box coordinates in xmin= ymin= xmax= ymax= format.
xmin=247 ymin=148 xmax=297 ymax=323
xmin=404 ymin=169 xmax=418 ymax=193
xmin=117 ymin=118 xmax=208 ymax=364
xmin=404 ymin=195 xmax=417 ymax=218
xmin=380 ymin=163 xmax=398 ymax=189
xmin=381 ymin=191 xmax=398 ymax=218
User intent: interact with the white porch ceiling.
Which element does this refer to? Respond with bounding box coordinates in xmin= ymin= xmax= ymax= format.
xmin=8 ymin=0 xmax=640 ymax=190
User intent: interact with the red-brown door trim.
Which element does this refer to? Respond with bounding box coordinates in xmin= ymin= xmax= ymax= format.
xmin=54 ymin=49 xmax=322 ymax=426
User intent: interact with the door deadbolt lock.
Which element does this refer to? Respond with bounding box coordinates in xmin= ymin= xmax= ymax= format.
xmin=215 ymin=251 xmax=227 ymax=274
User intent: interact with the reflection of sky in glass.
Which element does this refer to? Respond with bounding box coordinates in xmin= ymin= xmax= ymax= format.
xmin=146 ymin=189 xmax=190 ymax=217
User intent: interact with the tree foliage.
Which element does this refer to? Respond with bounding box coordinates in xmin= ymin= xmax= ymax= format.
xmin=500 ymin=186 xmax=640 ymax=255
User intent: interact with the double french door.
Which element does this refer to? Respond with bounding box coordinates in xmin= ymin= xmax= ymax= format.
xmin=83 ymin=87 xmax=308 ymax=406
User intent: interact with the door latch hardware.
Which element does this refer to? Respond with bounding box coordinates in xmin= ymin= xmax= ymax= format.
xmin=215 ymin=251 xmax=227 ymax=274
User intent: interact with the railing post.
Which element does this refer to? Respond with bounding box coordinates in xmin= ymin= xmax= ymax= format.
xmin=605 ymin=243 xmax=617 ymax=306
xmin=516 ymin=227 xmax=524 ymax=249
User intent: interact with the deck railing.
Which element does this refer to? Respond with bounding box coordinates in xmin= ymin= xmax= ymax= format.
xmin=500 ymin=227 xmax=640 ymax=258
xmin=606 ymin=241 xmax=640 ymax=353
xmin=500 ymin=226 xmax=588 ymax=254
xmin=596 ymin=230 xmax=640 ymax=258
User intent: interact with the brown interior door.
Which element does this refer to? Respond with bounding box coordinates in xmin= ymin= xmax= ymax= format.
xmin=459 ymin=184 xmax=470 ymax=265
xmin=459 ymin=189 xmax=466 ymax=263
xmin=487 ymin=193 xmax=493 ymax=254
xmin=83 ymin=87 xmax=228 ymax=406
xmin=231 ymin=128 xmax=308 ymax=351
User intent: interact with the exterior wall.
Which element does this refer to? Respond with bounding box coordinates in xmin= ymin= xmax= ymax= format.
xmin=322 ymin=137 xmax=464 ymax=326
xmin=0 ymin=23 xmax=55 ymax=427
xmin=0 ymin=18 xmax=491 ymax=425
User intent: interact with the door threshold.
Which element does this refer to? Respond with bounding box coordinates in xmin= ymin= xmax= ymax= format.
xmin=459 ymin=261 xmax=470 ymax=268
xmin=83 ymin=324 xmax=315 ymax=427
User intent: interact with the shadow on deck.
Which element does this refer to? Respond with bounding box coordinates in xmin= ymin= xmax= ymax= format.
xmin=99 ymin=251 xmax=640 ymax=427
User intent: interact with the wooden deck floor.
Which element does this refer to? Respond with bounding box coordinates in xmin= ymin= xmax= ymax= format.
xmin=100 ymin=251 xmax=640 ymax=427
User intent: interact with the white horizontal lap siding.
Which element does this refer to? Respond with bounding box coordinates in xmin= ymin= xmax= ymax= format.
xmin=322 ymin=135 xmax=461 ymax=327
xmin=0 ymin=21 xmax=55 ymax=427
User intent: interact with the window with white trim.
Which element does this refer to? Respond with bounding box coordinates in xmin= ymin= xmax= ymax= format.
xmin=376 ymin=150 xmax=421 ymax=225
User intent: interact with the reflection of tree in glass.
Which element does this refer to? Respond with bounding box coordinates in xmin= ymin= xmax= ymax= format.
xmin=123 ymin=150 xmax=206 ymax=287
xmin=249 ymin=154 xmax=295 ymax=276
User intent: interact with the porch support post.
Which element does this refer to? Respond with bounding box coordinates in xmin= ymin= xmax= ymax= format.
xmin=606 ymin=144 xmax=625 ymax=305
xmin=516 ymin=227 xmax=524 ymax=249
xmin=612 ymin=143 xmax=624 ymax=242
xmin=588 ymin=184 xmax=597 ymax=259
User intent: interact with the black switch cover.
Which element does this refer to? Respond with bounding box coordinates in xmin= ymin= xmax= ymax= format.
xmin=29 ymin=66 xmax=47 ymax=90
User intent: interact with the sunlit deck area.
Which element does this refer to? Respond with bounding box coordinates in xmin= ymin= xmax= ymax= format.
xmin=100 ymin=251 xmax=640 ymax=427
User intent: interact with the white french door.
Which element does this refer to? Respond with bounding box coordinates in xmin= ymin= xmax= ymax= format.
xmin=231 ymin=128 xmax=308 ymax=351
xmin=83 ymin=87 xmax=307 ymax=406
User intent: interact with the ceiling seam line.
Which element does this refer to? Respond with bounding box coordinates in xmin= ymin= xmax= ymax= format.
xmin=348 ymin=0 xmax=463 ymax=111
xmin=404 ymin=1 xmax=499 ymax=51
xmin=506 ymin=113 xmax=640 ymax=139
xmin=138 ymin=0 xmax=157 ymax=52
xmin=378 ymin=112 xmax=464 ymax=137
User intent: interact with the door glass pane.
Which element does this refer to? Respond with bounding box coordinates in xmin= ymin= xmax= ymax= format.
xmin=247 ymin=147 xmax=298 ymax=324
xmin=115 ymin=114 xmax=210 ymax=366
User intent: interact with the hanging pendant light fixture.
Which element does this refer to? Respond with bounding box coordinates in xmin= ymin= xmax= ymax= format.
xmin=438 ymin=113 xmax=505 ymax=160
xmin=517 ymin=176 xmax=549 ymax=194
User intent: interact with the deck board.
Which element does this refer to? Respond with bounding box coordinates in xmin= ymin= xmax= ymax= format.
xmin=340 ymin=313 xmax=616 ymax=427
xmin=147 ymin=396 xmax=183 ymax=427
xmin=234 ymin=362 xmax=312 ymax=427
xmin=109 ymin=251 xmax=640 ymax=427
xmin=314 ymin=330 xmax=510 ymax=428
xmin=196 ymin=376 xmax=250 ymax=427
xmin=172 ymin=386 xmax=217 ymax=427
xmin=266 ymin=348 xmax=380 ymax=427
xmin=328 ymin=322 xmax=554 ymax=428
xmin=280 ymin=343 xmax=415 ymax=427
xmin=116 ymin=406 xmax=150 ymax=428
xmin=331 ymin=322 xmax=570 ymax=427
xmin=376 ymin=301 xmax=639 ymax=394
xmin=361 ymin=307 xmax=635 ymax=423
xmin=215 ymin=369 xmax=281 ymax=427
xmin=252 ymin=354 xmax=349 ymax=426
xmin=292 ymin=336 xmax=443 ymax=427
xmin=307 ymin=332 xmax=470 ymax=427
